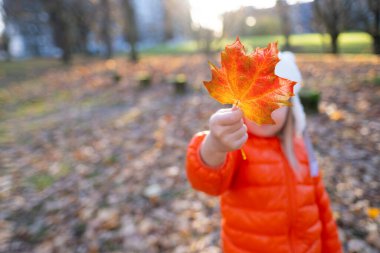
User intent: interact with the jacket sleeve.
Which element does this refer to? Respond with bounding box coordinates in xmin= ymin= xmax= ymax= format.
xmin=313 ymin=172 xmax=343 ymax=253
xmin=186 ymin=131 xmax=239 ymax=196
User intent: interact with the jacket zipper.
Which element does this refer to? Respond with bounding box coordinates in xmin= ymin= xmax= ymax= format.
xmin=281 ymin=147 xmax=297 ymax=253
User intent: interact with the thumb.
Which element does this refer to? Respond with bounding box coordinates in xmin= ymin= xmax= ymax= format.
xmin=230 ymin=104 xmax=244 ymax=123
xmin=231 ymin=104 xmax=243 ymax=116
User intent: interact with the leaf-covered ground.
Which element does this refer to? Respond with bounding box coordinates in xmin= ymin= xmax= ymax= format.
xmin=0 ymin=54 xmax=379 ymax=253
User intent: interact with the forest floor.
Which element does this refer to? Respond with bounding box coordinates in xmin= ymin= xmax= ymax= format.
xmin=0 ymin=54 xmax=379 ymax=253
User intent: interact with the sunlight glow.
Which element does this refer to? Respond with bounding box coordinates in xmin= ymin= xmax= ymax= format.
xmin=245 ymin=16 xmax=257 ymax=27
xmin=189 ymin=0 xmax=313 ymax=35
xmin=0 ymin=0 xmax=4 ymax=34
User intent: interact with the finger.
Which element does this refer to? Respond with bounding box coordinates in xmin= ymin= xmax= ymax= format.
xmin=212 ymin=122 xmax=241 ymax=139
xmin=217 ymin=105 xmax=237 ymax=113
xmin=234 ymin=132 xmax=249 ymax=148
xmin=218 ymin=107 xmax=238 ymax=114
xmin=232 ymin=104 xmax=245 ymax=118
xmin=225 ymin=124 xmax=247 ymax=142
xmin=216 ymin=109 xmax=243 ymax=125
xmin=218 ymin=104 xmax=244 ymax=115
xmin=223 ymin=122 xmax=245 ymax=135
xmin=217 ymin=108 xmax=231 ymax=113
xmin=225 ymin=130 xmax=248 ymax=150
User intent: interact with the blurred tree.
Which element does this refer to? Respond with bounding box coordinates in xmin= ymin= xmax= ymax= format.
xmin=3 ymin=0 xmax=96 ymax=61
xmin=3 ymin=0 xmax=53 ymax=57
xmin=173 ymin=0 xmax=192 ymax=38
xmin=121 ymin=0 xmax=138 ymax=62
xmin=194 ymin=26 xmax=215 ymax=54
xmin=251 ymin=17 xmax=281 ymax=36
xmin=41 ymin=0 xmax=76 ymax=64
xmin=162 ymin=0 xmax=174 ymax=41
xmin=161 ymin=0 xmax=192 ymax=42
xmin=100 ymin=0 xmax=113 ymax=58
xmin=0 ymin=31 xmax=11 ymax=61
xmin=313 ymin=0 xmax=352 ymax=54
xmin=276 ymin=0 xmax=291 ymax=50
xmin=71 ymin=0 xmax=94 ymax=55
xmin=222 ymin=7 xmax=281 ymax=38
xmin=222 ymin=10 xmax=244 ymax=38
xmin=351 ymin=0 xmax=380 ymax=54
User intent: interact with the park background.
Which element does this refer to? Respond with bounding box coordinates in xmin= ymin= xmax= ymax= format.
xmin=0 ymin=0 xmax=379 ymax=252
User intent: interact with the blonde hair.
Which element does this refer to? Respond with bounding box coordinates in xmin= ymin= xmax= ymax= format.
xmin=276 ymin=51 xmax=305 ymax=172
xmin=279 ymin=105 xmax=301 ymax=171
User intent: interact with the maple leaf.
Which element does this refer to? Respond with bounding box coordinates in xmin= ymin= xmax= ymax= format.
xmin=204 ymin=38 xmax=297 ymax=125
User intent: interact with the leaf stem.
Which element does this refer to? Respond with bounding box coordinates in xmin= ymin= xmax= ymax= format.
xmin=233 ymin=100 xmax=247 ymax=160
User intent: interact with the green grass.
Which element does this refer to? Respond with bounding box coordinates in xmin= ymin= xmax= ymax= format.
xmin=0 ymin=58 xmax=61 ymax=85
xmin=0 ymin=125 xmax=12 ymax=144
xmin=14 ymin=98 xmax=49 ymax=117
xmin=143 ymin=41 xmax=199 ymax=55
xmin=142 ymin=32 xmax=373 ymax=55
xmin=372 ymin=76 xmax=380 ymax=86
xmin=288 ymin=33 xmax=372 ymax=53
xmin=27 ymin=164 xmax=71 ymax=191
xmin=28 ymin=173 xmax=56 ymax=191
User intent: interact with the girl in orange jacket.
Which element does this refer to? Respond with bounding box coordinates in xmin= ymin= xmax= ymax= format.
xmin=186 ymin=52 xmax=342 ymax=253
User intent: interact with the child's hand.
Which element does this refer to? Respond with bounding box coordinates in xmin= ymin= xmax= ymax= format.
xmin=208 ymin=106 xmax=248 ymax=152
xmin=200 ymin=106 xmax=248 ymax=167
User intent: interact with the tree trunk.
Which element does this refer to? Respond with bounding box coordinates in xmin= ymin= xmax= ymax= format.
xmin=62 ymin=39 xmax=72 ymax=64
xmin=163 ymin=0 xmax=174 ymax=41
xmin=372 ymin=0 xmax=380 ymax=54
xmin=373 ymin=34 xmax=380 ymax=54
xmin=77 ymin=27 xmax=90 ymax=55
xmin=2 ymin=32 xmax=11 ymax=61
xmin=56 ymin=17 xmax=73 ymax=65
xmin=123 ymin=0 xmax=138 ymax=62
xmin=330 ymin=33 xmax=339 ymax=54
xmin=101 ymin=0 xmax=113 ymax=59
xmin=130 ymin=44 xmax=138 ymax=62
xmin=74 ymin=2 xmax=91 ymax=56
xmin=284 ymin=35 xmax=290 ymax=51
xmin=276 ymin=0 xmax=291 ymax=50
xmin=42 ymin=0 xmax=73 ymax=64
xmin=59 ymin=24 xmax=73 ymax=64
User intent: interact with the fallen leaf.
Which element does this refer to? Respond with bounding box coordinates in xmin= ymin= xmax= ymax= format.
xmin=144 ymin=184 xmax=162 ymax=203
xmin=95 ymin=208 xmax=120 ymax=230
xmin=367 ymin=207 xmax=380 ymax=219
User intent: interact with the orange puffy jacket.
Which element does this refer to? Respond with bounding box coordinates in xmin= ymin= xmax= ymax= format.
xmin=186 ymin=131 xmax=342 ymax=253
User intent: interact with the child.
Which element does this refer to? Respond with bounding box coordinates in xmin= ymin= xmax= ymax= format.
xmin=186 ymin=52 xmax=342 ymax=253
